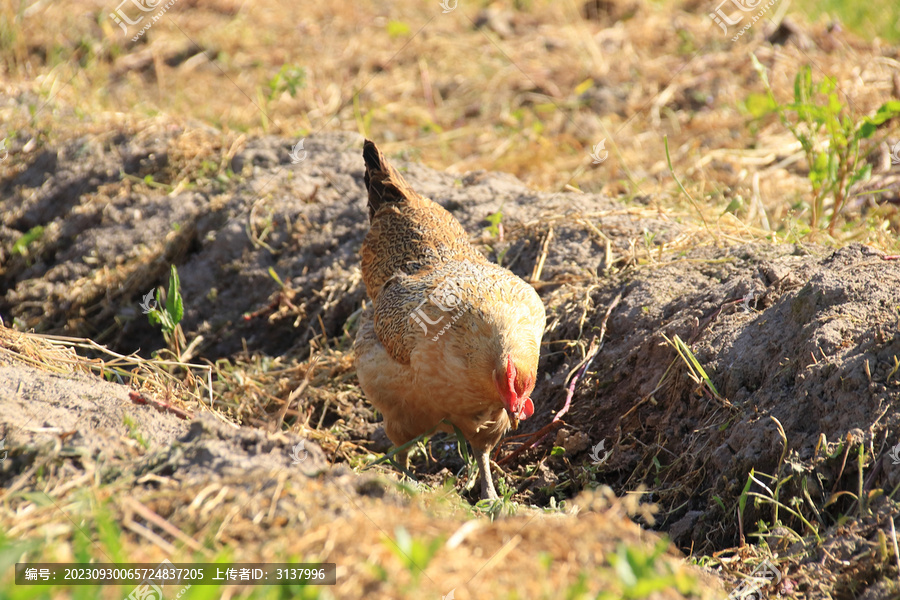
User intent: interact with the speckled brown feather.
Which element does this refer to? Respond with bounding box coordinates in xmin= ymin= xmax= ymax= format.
xmin=360 ymin=140 xmax=485 ymax=300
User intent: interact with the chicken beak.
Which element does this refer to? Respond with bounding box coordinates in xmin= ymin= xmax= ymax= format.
xmin=507 ymin=408 xmax=520 ymax=430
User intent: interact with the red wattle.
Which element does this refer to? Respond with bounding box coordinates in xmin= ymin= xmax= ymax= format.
xmin=518 ymin=398 xmax=534 ymax=419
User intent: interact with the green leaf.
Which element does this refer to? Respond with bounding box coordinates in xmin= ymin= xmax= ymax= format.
xmin=857 ymin=121 xmax=877 ymax=139
xmin=386 ymin=20 xmax=410 ymax=37
xmin=848 ymin=163 xmax=872 ymax=187
xmin=793 ymin=66 xmax=812 ymax=105
xmin=484 ymin=210 xmax=503 ymax=237
xmin=745 ymin=93 xmax=775 ymax=118
xmin=809 ymin=152 xmax=830 ymax=184
xmin=574 ymin=78 xmax=594 ymax=96
xmin=749 ymin=54 xmax=769 ymax=88
xmin=827 ymin=93 xmax=843 ymax=116
xmin=166 ymin=265 xmax=183 ymax=327
xmin=393 ymin=526 xmax=412 ymax=556
xmin=869 ymin=100 xmax=900 ymax=125
xmin=722 ymin=196 xmax=743 ymax=215
xmin=268 ymin=266 xmax=285 ymax=288
xmin=451 ymin=423 xmax=470 ymax=464
xmin=819 ymin=76 xmax=837 ymax=96
xmin=267 ymin=64 xmax=306 ymax=99
xmin=93 ymin=500 xmax=126 ymax=562
xmin=858 ymin=101 xmax=900 ymax=138
xmin=11 ymin=225 xmax=44 ymax=256
xmin=739 ymin=469 xmax=754 ymax=516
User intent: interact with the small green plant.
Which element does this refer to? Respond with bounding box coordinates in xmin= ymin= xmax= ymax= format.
xmin=122 ymin=415 xmax=148 ymax=449
xmin=483 ymin=210 xmax=508 ymax=264
xmin=886 ymin=355 xmax=900 ymax=382
xmin=11 ymin=225 xmax=44 ymax=257
xmin=257 ymin=63 xmax=306 ymax=131
xmin=474 ymin=475 xmax=519 ymax=519
xmin=267 ymin=64 xmax=306 ymax=100
xmin=662 ymin=333 xmax=721 ymax=399
xmin=382 ymin=526 xmax=442 ymax=587
xmin=749 ymin=56 xmax=900 ymax=234
xmin=146 ymin=265 xmax=185 ymax=356
xmin=740 ymin=418 xmax=824 ymax=546
xmin=641 ymin=228 xmax=658 ymax=262
xmin=598 ymin=539 xmax=697 ymax=599
xmin=484 ymin=210 xmax=503 ymax=238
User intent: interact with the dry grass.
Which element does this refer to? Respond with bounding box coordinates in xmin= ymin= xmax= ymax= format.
xmin=1 ymin=0 xmax=899 ymax=249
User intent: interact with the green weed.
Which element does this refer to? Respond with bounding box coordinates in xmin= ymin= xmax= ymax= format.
xmin=146 ymin=265 xmax=186 ymax=358
xmin=749 ymin=57 xmax=900 ymax=234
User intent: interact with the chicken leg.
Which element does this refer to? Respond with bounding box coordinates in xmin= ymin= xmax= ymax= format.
xmin=475 ymin=448 xmax=499 ymax=500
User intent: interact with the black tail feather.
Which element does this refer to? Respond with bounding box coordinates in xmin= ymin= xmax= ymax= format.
xmin=363 ymin=140 xmax=417 ymax=221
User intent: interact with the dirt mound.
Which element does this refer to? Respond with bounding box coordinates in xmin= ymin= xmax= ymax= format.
xmin=2 ymin=129 xmax=900 ymax=598
xmin=553 ymin=242 xmax=900 ymax=541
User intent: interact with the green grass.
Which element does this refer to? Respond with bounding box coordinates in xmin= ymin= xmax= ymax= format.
xmin=791 ymin=0 xmax=900 ymax=43
xmin=652 ymin=0 xmax=900 ymax=42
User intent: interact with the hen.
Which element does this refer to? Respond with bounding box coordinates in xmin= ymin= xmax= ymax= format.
xmin=354 ymin=140 xmax=546 ymax=500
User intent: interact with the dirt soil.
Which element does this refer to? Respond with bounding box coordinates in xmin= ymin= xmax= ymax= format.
xmin=2 ymin=128 xmax=900 ymax=598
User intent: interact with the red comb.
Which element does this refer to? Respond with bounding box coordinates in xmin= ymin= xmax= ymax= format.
xmin=506 ymin=355 xmax=517 ymax=394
